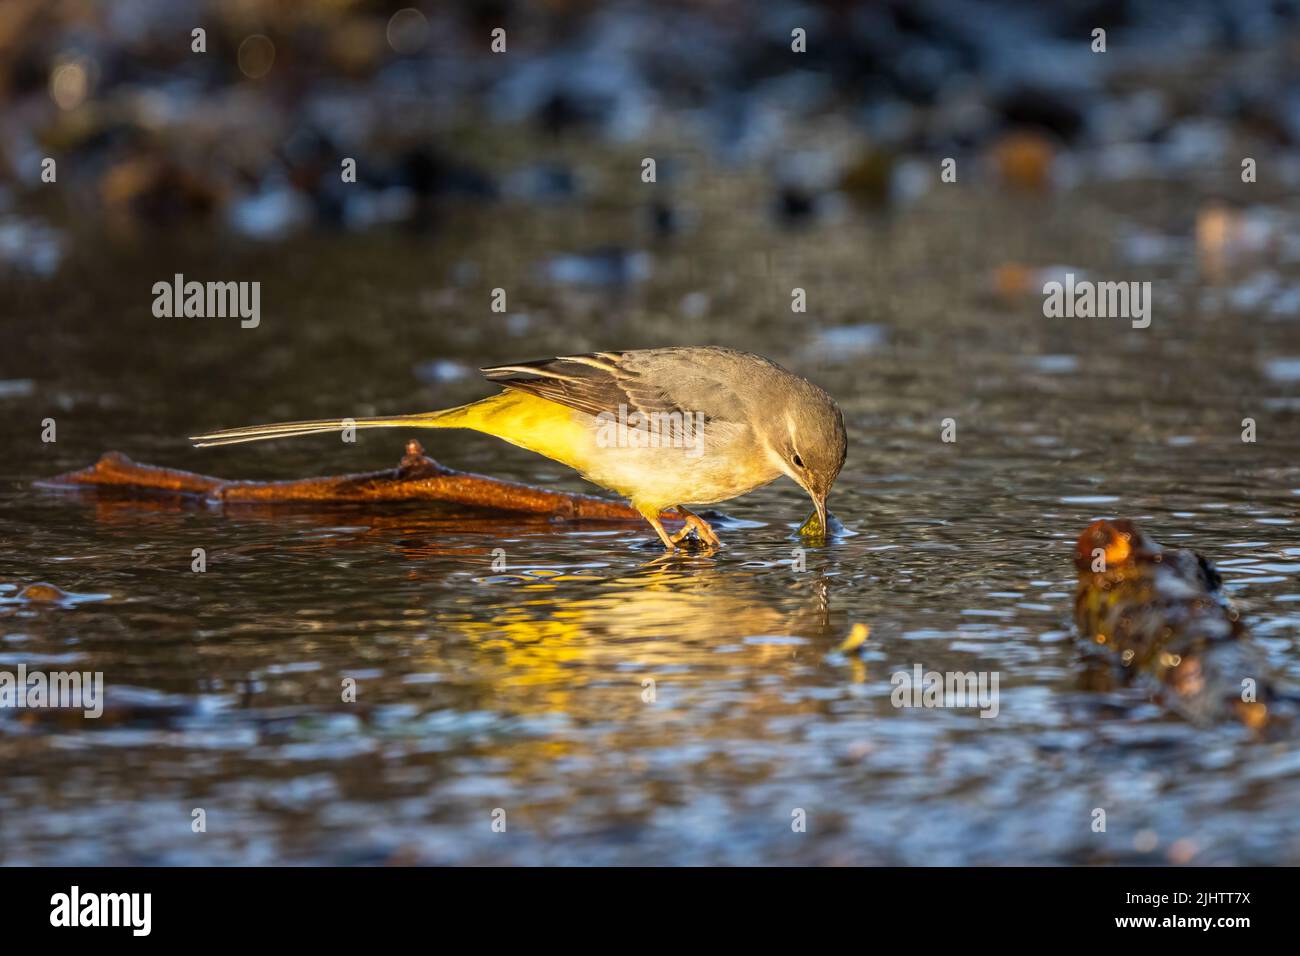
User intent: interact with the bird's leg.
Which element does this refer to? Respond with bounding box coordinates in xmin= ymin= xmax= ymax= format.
xmin=637 ymin=506 xmax=676 ymax=551
xmin=671 ymin=507 xmax=722 ymax=548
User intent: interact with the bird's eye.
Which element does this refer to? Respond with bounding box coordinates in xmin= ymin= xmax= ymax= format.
xmin=793 ymin=454 xmax=805 ymax=468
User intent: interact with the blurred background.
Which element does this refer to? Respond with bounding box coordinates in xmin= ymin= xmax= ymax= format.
xmin=1 ymin=1 xmax=1300 ymax=865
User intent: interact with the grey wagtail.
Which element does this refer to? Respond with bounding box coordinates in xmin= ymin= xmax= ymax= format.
xmin=191 ymin=346 xmax=847 ymax=550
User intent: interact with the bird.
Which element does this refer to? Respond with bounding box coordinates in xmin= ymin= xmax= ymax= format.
xmin=190 ymin=346 xmax=847 ymax=551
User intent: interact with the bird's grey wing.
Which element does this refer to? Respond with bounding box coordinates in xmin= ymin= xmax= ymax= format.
xmin=480 ymin=350 xmax=742 ymax=422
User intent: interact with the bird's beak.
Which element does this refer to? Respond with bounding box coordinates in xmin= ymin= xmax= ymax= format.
xmin=811 ymin=491 xmax=829 ymax=536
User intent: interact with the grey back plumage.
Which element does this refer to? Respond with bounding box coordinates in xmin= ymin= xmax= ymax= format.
xmin=482 ymin=347 xmax=818 ymax=424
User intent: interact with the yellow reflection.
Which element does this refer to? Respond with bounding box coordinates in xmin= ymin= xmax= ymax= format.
xmin=434 ymin=567 xmax=836 ymax=721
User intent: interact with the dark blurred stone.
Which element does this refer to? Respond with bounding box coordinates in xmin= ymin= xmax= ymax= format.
xmin=839 ymin=147 xmax=896 ymax=206
xmin=399 ymin=146 xmax=496 ymax=200
xmin=536 ymin=89 xmax=607 ymax=136
xmin=774 ymin=185 xmax=818 ymax=226
xmin=100 ymin=155 xmax=223 ymax=227
xmin=647 ymin=198 xmax=677 ymax=238
xmin=996 ymin=86 xmax=1086 ymax=142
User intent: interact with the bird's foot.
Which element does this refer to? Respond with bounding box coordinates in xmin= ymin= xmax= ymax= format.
xmin=636 ymin=508 xmax=678 ymax=551
xmin=671 ymin=508 xmax=722 ymax=549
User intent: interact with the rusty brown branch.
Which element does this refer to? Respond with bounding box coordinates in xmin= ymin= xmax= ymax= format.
xmin=37 ymin=439 xmax=682 ymax=523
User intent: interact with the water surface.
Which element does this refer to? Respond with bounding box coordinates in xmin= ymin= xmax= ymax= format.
xmin=2 ymin=175 xmax=1299 ymax=864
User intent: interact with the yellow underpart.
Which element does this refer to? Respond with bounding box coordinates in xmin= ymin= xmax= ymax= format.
xmin=427 ymin=390 xmax=592 ymax=473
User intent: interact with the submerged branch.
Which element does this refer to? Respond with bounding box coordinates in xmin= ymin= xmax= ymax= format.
xmin=37 ymin=439 xmax=677 ymax=523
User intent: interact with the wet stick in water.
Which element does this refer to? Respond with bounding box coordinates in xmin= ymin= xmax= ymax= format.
xmin=37 ymin=440 xmax=688 ymax=524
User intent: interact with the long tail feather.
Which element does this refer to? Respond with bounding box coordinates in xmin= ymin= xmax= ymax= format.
xmin=190 ymin=410 xmax=456 ymax=448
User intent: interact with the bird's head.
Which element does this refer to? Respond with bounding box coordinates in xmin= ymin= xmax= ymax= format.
xmin=767 ymin=385 xmax=847 ymax=533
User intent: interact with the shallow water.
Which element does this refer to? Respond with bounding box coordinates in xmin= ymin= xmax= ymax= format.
xmin=2 ymin=175 xmax=1299 ymax=864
